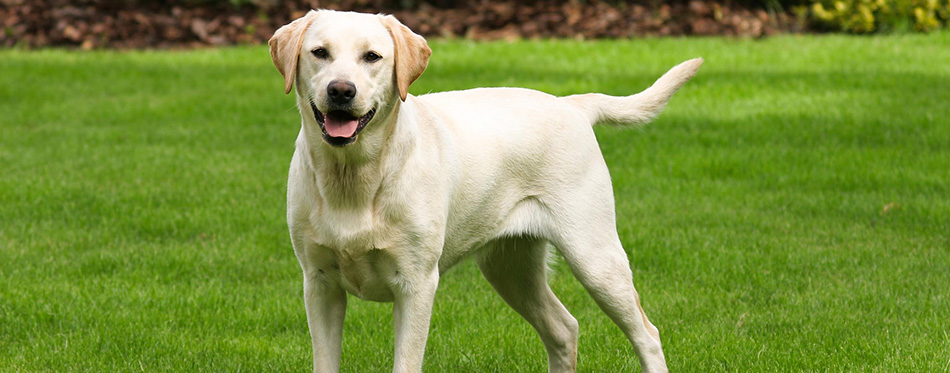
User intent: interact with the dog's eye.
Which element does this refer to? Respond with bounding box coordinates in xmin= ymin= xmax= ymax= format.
xmin=312 ymin=48 xmax=329 ymax=59
xmin=363 ymin=51 xmax=382 ymax=63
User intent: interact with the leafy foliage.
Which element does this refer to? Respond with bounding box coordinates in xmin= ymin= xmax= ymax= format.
xmin=800 ymin=0 xmax=950 ymax=32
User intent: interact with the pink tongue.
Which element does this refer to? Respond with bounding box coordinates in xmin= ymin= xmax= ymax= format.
xmin=324 ymin=114 xmax=359 ymax=138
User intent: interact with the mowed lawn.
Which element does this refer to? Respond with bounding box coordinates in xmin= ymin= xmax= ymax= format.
xmin=1 ymin=33 xmax=948 ymax=371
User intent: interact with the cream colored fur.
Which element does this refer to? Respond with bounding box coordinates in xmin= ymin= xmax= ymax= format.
xmin=270 ymin=9 xmax=702 ymax=373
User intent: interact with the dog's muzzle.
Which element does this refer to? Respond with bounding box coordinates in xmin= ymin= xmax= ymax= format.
xmin=310 ymin=101 xmax=376 ymax=147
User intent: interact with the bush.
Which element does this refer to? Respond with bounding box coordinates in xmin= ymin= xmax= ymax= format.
xmin=800 ymin=0 xmax=950 ymax=32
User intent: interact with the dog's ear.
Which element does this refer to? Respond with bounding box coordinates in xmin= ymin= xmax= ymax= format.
xmin=380 ymin=15 xmax=431 ymax=101
xmin=269 ymin=11 xmax=320 ymax=95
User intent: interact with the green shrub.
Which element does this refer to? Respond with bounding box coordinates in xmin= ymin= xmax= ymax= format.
xmin=801 ymin=0 xmax=950 ymax=32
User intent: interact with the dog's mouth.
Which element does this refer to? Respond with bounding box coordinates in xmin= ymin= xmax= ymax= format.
xmin=310 ymin=101 xmax=376 ymax=147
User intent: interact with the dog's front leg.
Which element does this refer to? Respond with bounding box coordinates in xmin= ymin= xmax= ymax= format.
xmin=303 ymin=269 xmax=347 ymax=373
xmin=391 ymin=267 xmax=439 ymax=373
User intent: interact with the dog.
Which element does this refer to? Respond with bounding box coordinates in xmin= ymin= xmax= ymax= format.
xmin=269 ymin=9 xmax=701 ymax=373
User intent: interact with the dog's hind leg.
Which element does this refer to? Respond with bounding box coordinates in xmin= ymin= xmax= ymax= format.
xmin=556 ymin=234 xmax=667 ymax=372
xmin=547 ymin=181 xmax=668 ymax=372
xmin=477 ymin=236 xmax=579 ymax=373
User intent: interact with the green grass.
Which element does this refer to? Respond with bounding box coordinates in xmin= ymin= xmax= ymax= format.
xmin=2 ymin=33 xmax=949 ymax=371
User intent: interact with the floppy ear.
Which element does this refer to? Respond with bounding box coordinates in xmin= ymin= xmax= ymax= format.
xmin=380 ymin=15 xmax=432 ymax=101
xmin=268 ymin=11 xmax=319 ymax=94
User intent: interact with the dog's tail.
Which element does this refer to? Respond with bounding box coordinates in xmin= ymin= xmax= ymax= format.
xmin=563 ymin=58 xmax=703 ymax=127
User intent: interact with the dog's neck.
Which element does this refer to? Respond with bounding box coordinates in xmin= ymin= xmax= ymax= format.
xmin=296 ymin=98 xmax=410 ymax=210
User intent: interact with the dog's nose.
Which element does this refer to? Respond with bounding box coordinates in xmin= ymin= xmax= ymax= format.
xmin=327 ymin=80 xmax=357 ymax=105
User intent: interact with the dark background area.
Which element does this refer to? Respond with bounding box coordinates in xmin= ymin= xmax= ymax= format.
xmin=1 ymin=0 xmax=798 ymax=48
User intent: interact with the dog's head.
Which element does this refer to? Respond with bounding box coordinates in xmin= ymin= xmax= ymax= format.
xmin=269 ymin=10 xmax=431 ymax=147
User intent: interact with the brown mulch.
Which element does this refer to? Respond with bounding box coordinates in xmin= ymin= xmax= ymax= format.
xmin=0 ymin=0 xmax=799 ymax=49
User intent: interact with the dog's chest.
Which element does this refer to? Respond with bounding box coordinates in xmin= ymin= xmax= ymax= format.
xmin=305 ymin=205 xmax=405 ymax=301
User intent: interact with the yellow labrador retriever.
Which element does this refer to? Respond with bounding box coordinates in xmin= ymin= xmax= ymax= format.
xmin=269 ymin=9 xmax=701 ymax=373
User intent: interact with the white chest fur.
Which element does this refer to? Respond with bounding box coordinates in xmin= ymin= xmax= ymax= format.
xmin=297 ymin=201 xmax=406 ymax=301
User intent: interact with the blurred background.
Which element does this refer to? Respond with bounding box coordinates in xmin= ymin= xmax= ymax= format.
xmin=1 ymin=0 xmax=947 ymax=49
